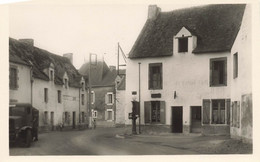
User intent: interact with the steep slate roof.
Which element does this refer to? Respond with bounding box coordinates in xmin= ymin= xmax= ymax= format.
xmin=129 ymin=4 xmax=246 ymax=58
xmin=9 ymin=38 xmax=83 ymax=88
xmin=79 ymin=61 xmax=117 ymax=87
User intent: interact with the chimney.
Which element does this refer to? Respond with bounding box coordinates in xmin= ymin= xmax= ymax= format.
xmin=19 ymin=39 xmax=34 ymax=52
xmin=148 ymin=5 xmax=161 ymax=20
xmin=63 ymin=53 xmax=73 ymax=64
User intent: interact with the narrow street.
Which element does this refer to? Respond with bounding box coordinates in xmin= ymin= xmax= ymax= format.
xmin=9 ymin=127 xmax=252 ymax=155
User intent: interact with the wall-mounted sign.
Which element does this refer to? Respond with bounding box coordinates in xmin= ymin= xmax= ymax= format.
xmin=151 ymin=93 xmax=161 ymax=98
xmin=132 ymin=91 xmax=137 ymax=95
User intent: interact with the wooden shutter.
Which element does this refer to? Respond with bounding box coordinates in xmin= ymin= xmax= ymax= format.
xmin=105 ymin=94 xmax=108 ymax=104
xmin=237 ymin=101 xmax=240 ymax=128
xmin=231 ymin=102 xmax=234 ymax=126
xmin=144 ymin=101 xmax=151 ymax=123
xmin=105 ymin=110 xmax=108 ymax=120
xmin=224 ymin=58 xmax=227 ymax=86
xmin=210 ymin=60 xmax=213 ymax=86
xmin=148 ymin=65 xmax=152 ymax=89
xmin=160 ymin=101 xmax=166 ymax=124
xmin=160 ymin=64 xmax=163 ymax=89
xmin=226 ymin=99 xmax=231 ymax=125
xmin=202 ymin=99 xmax=210 ymax=124
xmin=112 ymin=110 xmax=114 ymax=120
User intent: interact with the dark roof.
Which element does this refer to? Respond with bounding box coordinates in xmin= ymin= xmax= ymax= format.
xmin=9 ymin=38 xmax=83 ymax=88
xmin=79 ymin=61 xmax=117 ymax=87
xmin=129 ymin=4 xmax=246 ymax=58
xmin=9 ymin=52 xmax=31 ymax=67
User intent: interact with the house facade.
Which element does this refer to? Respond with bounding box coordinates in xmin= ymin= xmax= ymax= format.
xmin=125 ymin=4 xmax=251 ymax=141
xmin=9 ymin=38 xmax=88 ymax=132
xmin=79 ymin=61 xmax=117 ymax=127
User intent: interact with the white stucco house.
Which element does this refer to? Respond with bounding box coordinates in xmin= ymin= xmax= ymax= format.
xmin=9 ymin=38 xmax=88 ymax=132
xmin=125 ymin=4 xmax=252 ymax=143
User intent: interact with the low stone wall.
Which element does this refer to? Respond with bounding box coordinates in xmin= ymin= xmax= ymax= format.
xmin=202 ymin=125 xmax=230 ymax=135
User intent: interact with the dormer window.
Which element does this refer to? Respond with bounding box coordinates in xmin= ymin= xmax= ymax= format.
xmin=50 ymin=70 xmax=54 ymax=81
xmin=178 ymin=37 xmax=188 ymax=52
xmin=64 ymin=78 xmax=68 ymax=89
xmin=81 ymin=82 xmax=85 ymax=91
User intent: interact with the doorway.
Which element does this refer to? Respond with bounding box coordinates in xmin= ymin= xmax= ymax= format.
xmin=191 ymin=106 xmax=202 ymax=133
xmin=171 ymin=106 xmax=183 ymax=133
xmin=50 ymin=112 xmax=54 ymax=131
xmin=72 ymin=111 xmax=76 ymax=129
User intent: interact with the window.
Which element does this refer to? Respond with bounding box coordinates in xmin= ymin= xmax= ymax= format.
xmin=81 ymin=112 xmax=85 ymax=123
xmin=178 ymin=37 xmax=188 ymax=52
xmin=149 ymin=63 xmax=162 ymax=90
xmin=211 ymin=100 xmax=225 ymax=124
xmin=106 ymin=92 xmax=114 ymax=105
xmin=81 ymin=94 xmax=85 ymax=105
xmin=92 ymin=110 xmax=98 ymax=118
xmin=50 ymin=70 xmax=54 ymax=81
xmin=144 ymin=101 xmax=165 ymax=124
xmin=81 ymin=82 xmax=85 ymax=91
xmin=233 ymin=53 xmax=238 ymax=79
xmin=44 ymin=111 xmax=48 ymax=124
xmin=151 ymin=101 xmax=160 ymax=123
xmin=91 ymin=91 xmax=95 ymax=104
xmin=64 ymin=112 xmax=69 ymax=124
xmin=44 ymin=88 xmax=48 ymax=103
xmin=64 ymin=78 xmax=68 ymax=89
xmin=58 ymin=90 xmax=61 ymax=103
xmin=106 ymin=110 xmax=113 ymax=121
xmin=10 ymin=67 xmax=18 ymax=89
xmin=210 ymin=57 xmax=227 ymax=86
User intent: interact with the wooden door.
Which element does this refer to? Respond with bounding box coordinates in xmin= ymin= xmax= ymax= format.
xmin=172 ymin=107 xmax=183 ymax=133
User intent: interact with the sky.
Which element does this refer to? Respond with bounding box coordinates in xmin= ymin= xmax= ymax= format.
xmin=9 ymin=1 xmax=203 ymax=69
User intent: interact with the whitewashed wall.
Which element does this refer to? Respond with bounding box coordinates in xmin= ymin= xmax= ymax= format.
xmin=9 ymin=63 xmax=31 ymax=104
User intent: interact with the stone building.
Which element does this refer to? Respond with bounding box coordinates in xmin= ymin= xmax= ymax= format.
xmin=125 ymin=4 xmax=252 ymax=142
xmin=9 ymin=38 xmax=88 ymax=131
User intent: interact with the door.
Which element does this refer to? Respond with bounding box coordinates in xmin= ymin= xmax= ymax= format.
xmin=50 ymin=112 xmax=54 ymax=131
xmin=191 ymin=106 xmax=201 ymax=133
xmin=171 ymin=107 xmax=183 ymax=133
xmin=72 ymin=112 xmax=76 ymax=129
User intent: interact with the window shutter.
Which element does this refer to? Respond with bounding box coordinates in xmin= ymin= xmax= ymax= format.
xmin=144 ymin=101 xmax=151 ymax=123
xmin=105 ymin=110 xmax=108 ymax=120
xmin=160 ymin=64 xmax=163 ymax=89
xmin=224 ymin=58 xmax=227 ymax=86
xmin=226 ymin=99 xmax=231 ymax=125
xmin=210 ymin=60 xmax=213 ymax=86
xmin=231 ymin=102 xmax=234 ymax=126
xmin=105 ymin=94 xmax=108 ymax=104
xmin=160 ymin=101 xmax=166 ymax=124
xmin=148 ymin=65 xmax=151 ymax=89
xmin=237 ymin=101 xmax=240 ymax=128
xmin=202 ymin=99 xmax=210 ymax=124
xmin=112 ymin=110 xmax=114 ymax=120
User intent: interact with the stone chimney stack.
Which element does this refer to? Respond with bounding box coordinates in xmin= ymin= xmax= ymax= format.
xmin=19 ymin=39 xmax=34 ymax=52
xmin=63 ymin=53 xmax=73 ymax=64
xmin=148 ymin=5 xmax=161 ymax=20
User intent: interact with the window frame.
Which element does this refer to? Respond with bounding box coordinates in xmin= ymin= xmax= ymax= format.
xmin=211 ymin=99 xmax=226 ymax=124
xmin=106 ymin=92 xmax=114 ymax=105
xmin=44 ymin=88 xmax=48 ymax=103
xmin=9 ymin=66 xmax=19 ymax=90
xmin=178 ymin=37 xmax=188 ymax=53
xmin=151 ymin=101 xmax=161 ymax=123
xmin=149 ymin=63 xmax=163 ymax=90
xmin=210 ymin=57 xmax=227 ymax=87
xmin=233 ymin=53 xmax=238 ymax=79
xmin=57 ymin=90 xmax=61 ymax=103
